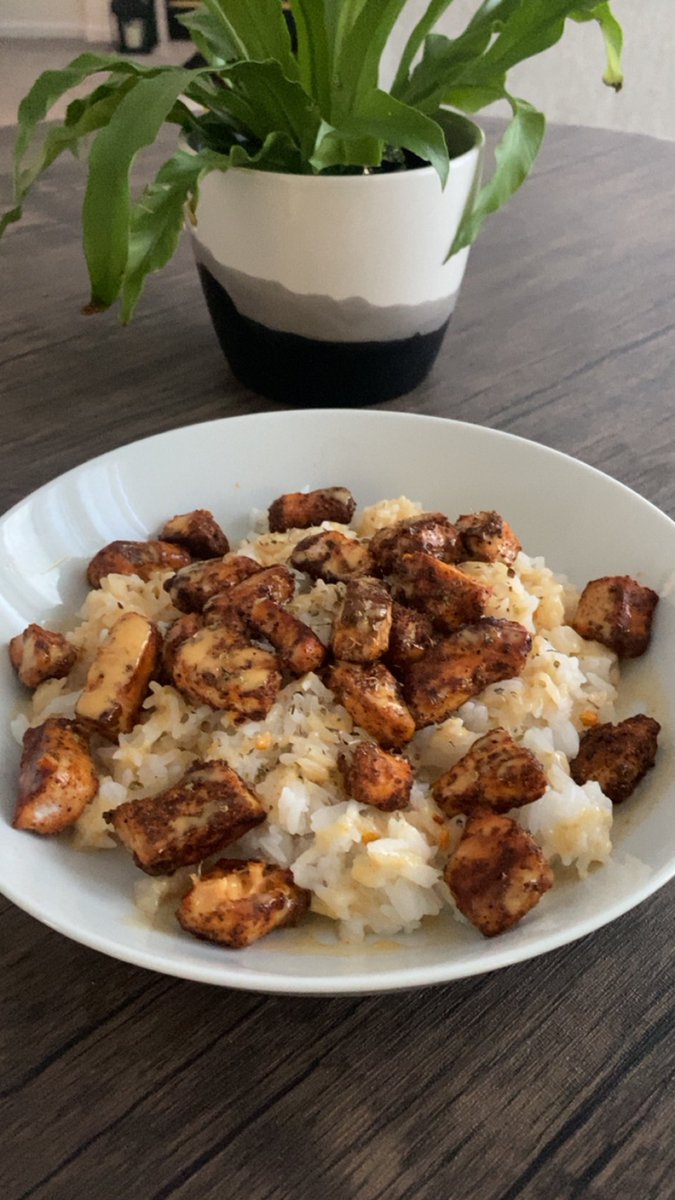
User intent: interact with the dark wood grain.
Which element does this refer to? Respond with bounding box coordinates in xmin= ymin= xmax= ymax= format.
xmin=1 ymin=119 xmax=674 ymax=1200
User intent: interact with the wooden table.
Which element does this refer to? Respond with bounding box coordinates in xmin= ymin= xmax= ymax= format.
xmin=1 ymin=119 xmax=674 ymax=1200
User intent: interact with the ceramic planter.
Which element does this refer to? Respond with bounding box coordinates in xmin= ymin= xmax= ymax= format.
xmin=189 ymin=112 xmax=484 ymax=406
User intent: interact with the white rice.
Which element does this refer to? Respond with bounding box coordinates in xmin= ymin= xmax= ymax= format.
xmin=17 ymin=497 xmax=622 ymax=941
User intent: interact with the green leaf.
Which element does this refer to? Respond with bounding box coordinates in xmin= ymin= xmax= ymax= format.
xmin=0 ymin=52 xmax=186 ymax=235
xmin=227 ymin=130 xmax=307 ymax=173
xmin=181 ymin=110 xmax=247 ymax=154
xmin=22 ymin=80 xmax=136 ymax=188
xmin=177 ymin=8 xmax=239 ymax=64
xmin=200 ymin=0 xmax=297 ymax=78
xmin=449 ymin=94 xmax=545 ymax=256
xmin=0 ymin=201 xmax=21 ymax=236
xmin=1 ymin=76 xmax=150 ymax=236
xmin=400 ymin=27 xmax=501 ymax=112
xmin=333 ymin=0 xmax=410 ymax=117
xmin=441 ymin=82 xmax=507 ymax=112
xmin=571 ymin=3 xmax=624 ymax=90
xmin=310 ymin=123 xmax=384 ymax=172
xmin=185 ymin=61 xmax=320 ymax=159
xmin=9 ymin=53 xmax=162 ymax=196
xmin=470 ymin=0 xmax=605 ymax=77
xmin=401 ymin=0 xmax=620 ymax=111
xmin=392 ymin=0 xmax=459 ymax=96
xmin=218 ymin=60 xmax=321 ymax=158
xmin=323 ymin=0 xmax=371 ymax=59
xmin=188 ymin=77 xmax=260 ymax=135
xmin=396 ymin=1 xmax=526 ymax=108
xmin=121 ymin=149 xmax=207 ymax=322
xmin=313 ymin=89 xmax=450 ymax=185
xmin=292 ymin=0 xmax=376 ymax=118
xmin=83 ymin=69 xmax=199 ymax=311
xmin=291 ymin=0 xmax=333 ymax=113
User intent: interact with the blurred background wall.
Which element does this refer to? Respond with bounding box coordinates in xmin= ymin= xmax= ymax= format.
xmin=0 ymin=0 xmax=110 ymax=41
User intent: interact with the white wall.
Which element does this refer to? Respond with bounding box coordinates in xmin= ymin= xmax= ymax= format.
xmin=384 ymin=0 xmax=674 ymax=141
xmin=0 ymin=0 xmax=110 ymax=41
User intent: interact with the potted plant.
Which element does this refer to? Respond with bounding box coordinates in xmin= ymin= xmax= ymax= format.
xmin=1 ymin=0 xmax=623 ymax=406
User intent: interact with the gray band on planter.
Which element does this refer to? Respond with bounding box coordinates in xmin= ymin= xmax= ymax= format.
xmin=192 ymin=240 xmax=458 ymax=343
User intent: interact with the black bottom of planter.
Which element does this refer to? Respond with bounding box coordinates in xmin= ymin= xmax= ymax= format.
xmin=197 ymin=265 xmax=449 ymax=406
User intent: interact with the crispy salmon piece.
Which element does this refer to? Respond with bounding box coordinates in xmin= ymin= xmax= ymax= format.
xmin=392 ymin=552 xmax=492 ymax=632
xmin=570 ymin=714 xmax=660 ymax=803
xmin=159 ymin=510 xmax=229 ymax=559
xmin=432 ymin=728 xmax=548 ymax=816
xmin=385 ymin=603 xmax=434 ymax=671
xmin=370 ymin=512 xmax=461 ymax=573
xmin=572 ymin=576 xmax=658 ymax=658
xmin=172 ymin=625 xmax=282 ymax=722
xmin=201 ymin=597 xmax=251 ymax=641
xmin=177 ymin=859 xmax=310 ymax=948
xmin=268 ymin=487 xmax=356 ymax=532
xmin=402 ymin=619 xmax=532 ymax=729
xmin=14 ymin=718 xmax=98 ymax=834
xmin=445 ymin=810 xmax=553 ymax=937
xmin=327 ymin=661 xmax=415 ymax=748
xmin=9 ymin=623 xmax=76 ymax=689
xmin=338 ymin=743 xmax=413 ymax=811
xmin=161 ymin=612 xmax=204 ymax=681
xmin=247 ymin=598 xmax=326 ymax=676
xmin=455 ymin=511 xmax=522 ymax=565
xmin=75 ymin=612 xmax=161 ymax=740
xmin=87 ymin=540 xmax=191 ymax=587
xmin=331 ymin=577 xmax=393 ymax=664
xmin=105 ymin=760 xmax=265 ymax=875
xmin=165 ymin=555 xmax=263 ymax=613
xmin=290 ymin=530 xmax=372 ymax=582
xmin=227 ymin=564 xmax=295 ymax=615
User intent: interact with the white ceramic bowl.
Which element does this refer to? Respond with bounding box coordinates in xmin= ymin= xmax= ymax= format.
xmin=0 ymin=410 xmax=672 ymax=994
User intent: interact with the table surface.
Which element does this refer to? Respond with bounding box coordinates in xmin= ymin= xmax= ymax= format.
xmin=1 ymin=118 xmax=674 ymax=1200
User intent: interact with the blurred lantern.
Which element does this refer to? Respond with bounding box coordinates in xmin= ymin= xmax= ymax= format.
xmin=165 ymin=1 xmax=197 ymax=41
xmin=111 ymin=0 xmax=158 ymax=54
